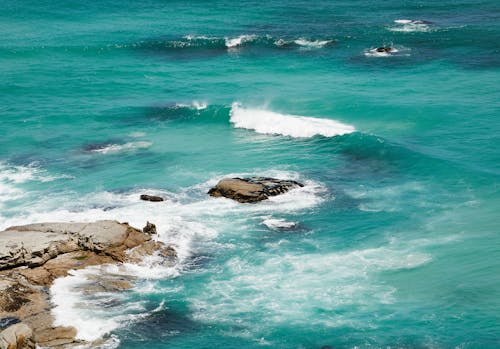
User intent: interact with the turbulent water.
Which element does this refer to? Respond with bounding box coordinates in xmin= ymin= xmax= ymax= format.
xmin=1 ymin=0 xmax=499 ymax=348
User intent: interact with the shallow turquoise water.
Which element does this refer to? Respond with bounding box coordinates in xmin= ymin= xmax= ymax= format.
xmin=1 ymin=1 xmax=499 ymax=348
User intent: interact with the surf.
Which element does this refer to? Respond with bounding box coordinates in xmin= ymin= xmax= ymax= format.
xmin=229 ymin=103 xmax=355 ymax=138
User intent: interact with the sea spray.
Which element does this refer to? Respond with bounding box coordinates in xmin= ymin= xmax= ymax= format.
xmin=229 ymin=103 xmax=355 ymax=138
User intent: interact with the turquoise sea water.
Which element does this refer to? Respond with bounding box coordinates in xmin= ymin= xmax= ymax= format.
xmin=1 ymin=0 xmax=499 ymax=348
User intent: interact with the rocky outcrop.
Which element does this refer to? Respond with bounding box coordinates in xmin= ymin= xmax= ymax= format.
xmin=140 ymin=194 xmax=164 ymax=202
xmin=376 ymin=47 xmax=394 ymax=53
xmin=0 ymin=323 xmax=34 ymax=349
xmin=0 ymin=220 xmax=175 ymax=348
xmin=143 ymin=221 xmax=157 ymax=234
xmin=208 ymin=177 xmax=304 ymax=203
xmin=0 ymin=220 xmax=149 ymax=270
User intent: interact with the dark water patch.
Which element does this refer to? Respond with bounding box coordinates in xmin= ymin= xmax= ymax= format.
xmin=118 ymin=307 xmax=200 ymax=343
xmin=184 ymin=254 xmax=214 ymax=271
xmin=143 ymin=104 xmax=231 ymax=124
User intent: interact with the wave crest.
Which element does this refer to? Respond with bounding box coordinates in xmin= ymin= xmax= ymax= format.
xmin=229 ymin=103 xmax=355 ymax=138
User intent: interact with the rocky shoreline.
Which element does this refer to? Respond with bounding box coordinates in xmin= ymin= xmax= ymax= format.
xmin=0 ymin=220 xmax=175 ymax=349
xmin=0 ymin=177 xmax=302 ymax=348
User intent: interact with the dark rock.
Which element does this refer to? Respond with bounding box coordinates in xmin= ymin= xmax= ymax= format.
xmin=143 ymin=221 xmax=157 ymax=234
xmin=208 ymin=177 xmax=304 ymax=203
xmin=140 ymin=194 xmax=164 ymax=202
xmin=0 ymin=317 xmax=20 ymax=331
xmin=376 ymin=47 xmax=393 ymax=53
xmin=0 ymin=286 xmax=32 ymax=312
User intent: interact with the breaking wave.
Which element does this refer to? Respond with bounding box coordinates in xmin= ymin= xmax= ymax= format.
xmin=0 ymin=170 xmax=324 ymax=342
xmin=134 ymin=34 xmax=335 ymax=52
xmin=229 ymin=103 xmax=355 ymax=138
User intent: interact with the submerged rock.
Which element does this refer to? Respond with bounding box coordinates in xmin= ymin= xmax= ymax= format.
xmin=208 ymin=177 xmax=304 ymax=203
xmin=140 ymin=194 xmax=164 ymax=202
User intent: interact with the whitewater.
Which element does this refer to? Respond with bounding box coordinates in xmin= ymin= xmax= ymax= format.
xmin=1 ymin=0 xmax=499 ymax=348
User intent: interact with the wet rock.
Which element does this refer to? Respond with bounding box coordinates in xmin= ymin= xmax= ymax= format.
xmin=140 ymin=194 xmax=164 ymax=202
xmin=127 ymin=241 xmax=177 ymax=267
xmin=0 ymin=323 xmax=35 ymax=349
xmin=376 ymin=47 xmax=393 ymax=53
xmin=143 ymin=221 xmax=157 ymax=234
xmin=208 ymin=177 xmax=304 ymax=203
xmin=0 ymin=220 xmax=167 ymax=348
xmin=0 ymin=317 xmax=20 ymax=331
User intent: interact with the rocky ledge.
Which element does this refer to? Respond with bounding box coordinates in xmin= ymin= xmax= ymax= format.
xmin=0 ymin=220 xmax=175 ymax=349
xmin=208 ymin=177 xmax=304 ymax=203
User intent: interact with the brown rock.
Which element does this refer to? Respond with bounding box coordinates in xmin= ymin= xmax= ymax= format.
xmin=0 ymin=285 xmax=33 ymax=313
xmin=0 ymin=220 xmax=173 ymax=348
xmin=143 ymin=222 xmax=157 ymax=235
xmin=208 ymin=177 xmax=304 ymax=203
xmin=140 ymin=194 xmax=164 ymax=202
xmin=0 ymin=323 xmax=35 ymax=349
xmin=35 ymin=325 xmax=77 ymax=348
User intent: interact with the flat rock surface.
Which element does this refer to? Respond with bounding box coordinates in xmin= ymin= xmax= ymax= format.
xmin=208 ymin=177 xmax=304 ymax=203
xmin=0 ymin=220 xmax=172 ymax=348
xmin=0 ymin=220 xmax=136 ymax=270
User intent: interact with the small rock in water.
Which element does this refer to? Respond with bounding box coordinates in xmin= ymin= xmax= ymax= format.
xmin=143 ymin=221 xmax=157 ymax=234
xmin=140 ymin=194 xmax=164 ymax=202
xmin=208 ymin=177 xmax=304 ymax=203
xmin=376 ymin=47 xmax=393 ymax=53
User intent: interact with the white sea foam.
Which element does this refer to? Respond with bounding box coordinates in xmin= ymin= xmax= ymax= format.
xmin=0 ymin=162 xmax=72 ymax=206
xmin=128 ymin=131 xmax=146 ymax=138
xmin=176 ymin=100 xmax=208 ymax=110
xmin=389 ymin=19 xmax=433 ymax=32
xmin=262 ymin=217 xmax=298 ymax=230
xmin=225 ymin=35 xmax=256 ymax=48
xmin=90 ymin=141 xmax=152 ymax=154
xmin=346 ymin=181 xmax=427 ymax=212
xmin=190 ymin=244 xmax=431 ymax=337
xmin=184 ymin=34 xmax=217 ymax=41
xmin=229 ymin=103 xmax=355 ymax=138
xmin=2 ymin=170 xmax=324 ymax=342
xmin=51 ymin=266 xmax=166 ymax=342
xmin=293 ymin=38 xmax=333 ymax=48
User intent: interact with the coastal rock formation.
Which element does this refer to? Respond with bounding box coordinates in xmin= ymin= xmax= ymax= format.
xmin=0 ymin=220 xmax=175 ymax=348
xmin=0 ymin=322 xmax=35 ymax=349
xmin=0 ymin=220 xmax=151 ymax=270
xmin=140 ymin=194 xmax=164 ymax=202
xmin=143 ymin=221 xmax=157 ymax=234
xmin=208 ymin=177 xmax=304 ymax=203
